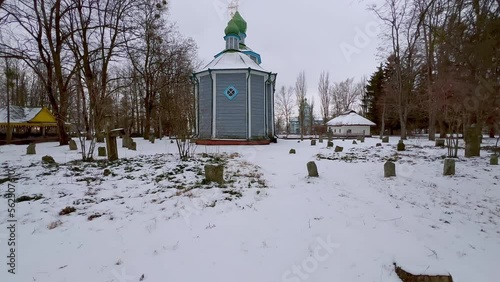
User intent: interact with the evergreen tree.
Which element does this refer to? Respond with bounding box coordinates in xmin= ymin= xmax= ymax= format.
xmin=364 ymin=64 xmax=385 ymax=131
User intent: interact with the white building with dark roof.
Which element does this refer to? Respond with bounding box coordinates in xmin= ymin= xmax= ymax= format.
xmin=327 ymin=110 xmax=376 ymax=137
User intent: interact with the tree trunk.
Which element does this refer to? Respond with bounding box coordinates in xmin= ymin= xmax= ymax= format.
xmin=380 ymin=104 xmax=386 ymax=138
xmin=399 ymin=107 xmax=407 ymax=140
xmin=428 ymin=107 xmax=436 ymax=141
xmin=55 ymin=113 xmax=70 ymax=145
xmin=143 ymin=97 xmax=153 ymax=139
xmin=465 ymin=125 xmax=481 ymax=157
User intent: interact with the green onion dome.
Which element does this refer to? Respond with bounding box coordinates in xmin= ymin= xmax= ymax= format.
xmin=224 ymin=19 xmax=240 ymax=36
xmin=232 ymin=11 xmax=247 ymax=34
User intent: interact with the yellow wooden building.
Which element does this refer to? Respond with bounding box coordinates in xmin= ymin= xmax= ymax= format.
xmin=0 ymin=106 xmax=58 ymax=144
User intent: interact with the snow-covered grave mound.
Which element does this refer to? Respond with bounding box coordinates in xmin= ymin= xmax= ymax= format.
xmin=0 ymin=137 xmax=499 ymax=282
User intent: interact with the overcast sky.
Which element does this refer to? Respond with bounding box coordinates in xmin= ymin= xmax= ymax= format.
xmin=169 ymin=0 xmax=383 ymax=102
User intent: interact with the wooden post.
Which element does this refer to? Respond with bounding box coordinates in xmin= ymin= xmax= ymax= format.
xmin=107 ymin=136 xmax=118 ymax=161
xmin=104 ymin=115 xmax=120 ymax=161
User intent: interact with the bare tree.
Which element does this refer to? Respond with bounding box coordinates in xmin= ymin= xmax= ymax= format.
xmin=125 ymin=0 xmax=170 ymax=140
xmin=67 ymin=0 xmax=135 ymax=160
xmin=318 ymin=71 xmax=331 ymax=124
xmin=371 ymin=0 xmax=428 ymax=139
xmin=308 ymin=97 xmax=315 ymax=136
xmin=1 ymin=0 xmax=78 ymax=145
xmin=330 ymin=77 xmax=363 ymax=116
xmin=275 ymin=85 xmax=294 ymax=136
xmin=295 ymin=71 xmax=307 ymax=140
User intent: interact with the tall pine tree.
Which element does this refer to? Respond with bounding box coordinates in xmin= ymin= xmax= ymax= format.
xmin=363 ymin=64 xmax=385 ymax=132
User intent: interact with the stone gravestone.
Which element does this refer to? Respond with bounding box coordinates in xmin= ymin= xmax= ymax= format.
xmin=129 ymin=141 xmax=137 ymax=151
xmin=334 ymin=146 xmax=343 ymax=152
xmin=319 ymin=135 xmax=324 ymax=143
xmin=352 ymin=140 xmax=357 ymax=145
xmin=490 ymin=155 xmax=498 ymax=165
xmin=382 ymin=136 xmax=389 ymax=143
xmin=26 ymin=143 xmax=36 ymax=155
xmin=122 ymin=136 xmax=130 ymax=148
xmin=289 ymin=149 xmax=296 ymax=154
xmin=327 ymin=141 xmax=334 ymax=148
xmin=384 ymin=161 xmax=396 ymax=177
xmin=204 ymin=164 xmax=224 ymax=185
xmin=435 ymin=139 xmax=445 ymax=147
xmin=311 ymin=139 xmax=316 ymax=146
xmin=443 ymin=159 xmax=455 ymax=176
xmin=69 ymin=140 xmax=78 ymax=151
xmin=360 ymin=136 xmax=365 ymax=143
xmin=397 ymin=140 xmax=406 ymax=151
xmin=106 ymin=129 xmax=122 ymax=161
xmin=98 ymin=147 xmax=106 ymax=157
xmin=307 ymin=161 xmax=319 ymax=177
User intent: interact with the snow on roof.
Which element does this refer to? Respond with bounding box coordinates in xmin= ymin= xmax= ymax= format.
xmin=197 ymin=51 xmax=268 ymax=73
xmin=327 ymin=110 xmax=376 ymax=126
xmin=0 ymin=106 xmax=43 ymax=123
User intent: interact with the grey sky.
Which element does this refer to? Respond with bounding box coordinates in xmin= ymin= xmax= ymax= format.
xmin=170 ymin=0 xmax=382 ymax=104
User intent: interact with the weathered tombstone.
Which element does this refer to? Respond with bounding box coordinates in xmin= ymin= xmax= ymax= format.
xmin=42 ymin=155 xmax=56 ymax=164
xmin=334 ymin=146 xmax=343 ymax=152
xmin=307 ymin=161 xmax=319 ymax=177
xmin=490 ymin=155 xmax=498 ymax=165
xmin=435 ymin=139 xmax=445 ymax=147
xmin=98 ymin=147 xmax=106 ymax=157
xmin=122 ymin=136 xmax=130 ymax=148
xmin=382 ymin=136 xmax=389 ymax=143
xmin=107 ymin=129 xmax=121 ymax=161
xmin=149 ymin=135 xmax=155 ymax=144
xmin=69 ymin=140 xmax=78 ymax=151
xmin=204 ymin=164 xmax=224 ymax=185
xmin=360 ymin=136 xmax=365 ymax=143
xmin=327 ymin=141 xmax=334 ymax=148
xmin=289 ymin=149 xmax=296 ymax=154
xmin=311 ymin=139 xmax=316 ymax=146
xmin=384 ymin=161 xmax=396 ymax=177
xmin=319 ymin=135 xmax=324 ymax=143
xmin=443 ymin=159 xmax=455 ymax=175
xmin=397 ymin=140 xmax=406 ymax=151
xmin=352 ymin=140 xmax=357 ymax=145
xmin=126 ymin=138 xmax=134 ymax=149
xmin=129 ymin=141 xmax=137 ymax=151
xmin=464 ymin=125 xmax=481 ymax=157
xmin=376 ymin=143 xmax=382 ymax=147
xmin=26 ymin=143 xmax=36 ymax=155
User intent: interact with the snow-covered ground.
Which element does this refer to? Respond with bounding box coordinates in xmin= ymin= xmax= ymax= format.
xmin=0 ymin=136 xmax=499 ymax=282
